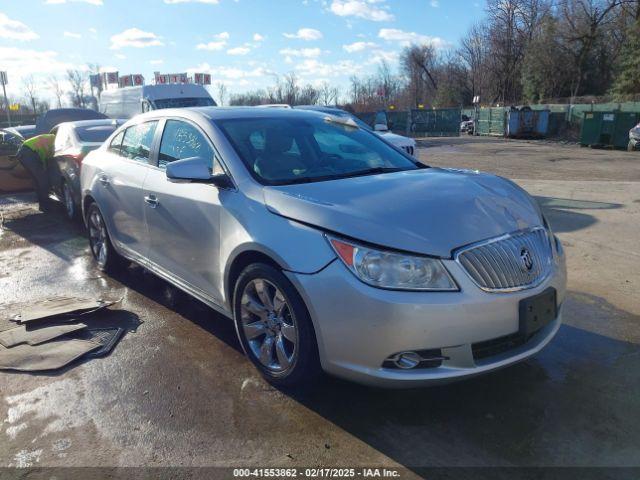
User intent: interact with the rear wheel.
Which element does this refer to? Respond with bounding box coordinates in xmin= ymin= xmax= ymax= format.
xmin=62 ymin=181 xmax=77 ymax=220
xmin=86 ymin=203 xmax=125 ymax=273
xmin=233 ymin=263 xmax=321 ymax=388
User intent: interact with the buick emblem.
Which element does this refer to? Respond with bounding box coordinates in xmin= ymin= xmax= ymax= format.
xmin=520 ymin=247 xmax=534 ymax=271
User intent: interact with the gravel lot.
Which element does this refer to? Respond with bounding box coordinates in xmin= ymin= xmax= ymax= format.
xmin=0 ymin=136 xmax=638 ymax=477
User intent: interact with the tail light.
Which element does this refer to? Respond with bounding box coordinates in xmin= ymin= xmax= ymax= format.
xmin=66 ymin=148 xmax=90 ymax=167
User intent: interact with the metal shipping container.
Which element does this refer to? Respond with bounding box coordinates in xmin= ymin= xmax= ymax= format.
xmin=476 ymin=108 xmax=506 ymax=136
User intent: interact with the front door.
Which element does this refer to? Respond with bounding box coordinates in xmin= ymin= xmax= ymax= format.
xmin=97 ymin=120 xmax=158 ymax=262
xmin=143 ymin=119 xmax=226 ymax=304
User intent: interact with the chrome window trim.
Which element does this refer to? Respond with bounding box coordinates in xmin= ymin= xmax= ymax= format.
xmin=453 ymin=226 xmax=554 ymax=293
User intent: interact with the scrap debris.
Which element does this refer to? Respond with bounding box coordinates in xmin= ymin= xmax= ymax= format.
xmin=0 ymin=340 xmax=101 ymax=372
xmin=0 ymin=295 xmax=133 ymax=373
xmin=13 ymin=296 xmax=119 ymax=324
xmin=0 ymin=323 xmax=87 ymax=348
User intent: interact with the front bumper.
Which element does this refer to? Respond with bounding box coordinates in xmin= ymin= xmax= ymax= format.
xmin=287 ymin=257 xmax=566 ymax=388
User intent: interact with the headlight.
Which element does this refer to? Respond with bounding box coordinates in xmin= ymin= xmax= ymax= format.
xmin=327 ymin=235 xmax=458 ymax=291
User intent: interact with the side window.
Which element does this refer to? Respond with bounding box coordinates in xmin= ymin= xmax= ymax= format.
xmin=158 ymin=120 xmax=217 ymax=171
xmin=108 ymin=130 xmax=125 ymax=156
xmin=121 ymin=121 xmax=158 ymax=163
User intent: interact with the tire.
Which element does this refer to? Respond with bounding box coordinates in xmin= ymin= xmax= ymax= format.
xmin=62 ymin=180 xmax=78 ymax=221
xmin=86 ymin=202 xmax=126 ymax=273
xmin=233 ymin=263 xmax=321 ymax=388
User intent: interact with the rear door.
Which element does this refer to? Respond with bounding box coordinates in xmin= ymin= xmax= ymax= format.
xmin=142 ymin=118 xmax=226 ymax=304
xmin=96 ymin=120 xmax=158 ymax=263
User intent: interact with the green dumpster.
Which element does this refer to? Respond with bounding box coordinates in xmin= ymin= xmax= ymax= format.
xmin=580 ymin=111 xmax=640 ymax=148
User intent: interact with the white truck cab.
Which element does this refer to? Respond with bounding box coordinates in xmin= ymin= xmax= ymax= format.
xmin=99 ymin=84 xmax=216 ymax=119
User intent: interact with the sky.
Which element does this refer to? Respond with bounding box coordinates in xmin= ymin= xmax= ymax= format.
xmin=0 ymin=0 xmax=486 ymax=104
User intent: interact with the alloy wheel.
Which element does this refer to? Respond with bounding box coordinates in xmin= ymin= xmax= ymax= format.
xmin=240 ymin=278 xmax=298 ymax=373
xmin=63 ymin=183 xmax=74 ymax=219
xmin=88 ymin=208 xmax=108 ymax=268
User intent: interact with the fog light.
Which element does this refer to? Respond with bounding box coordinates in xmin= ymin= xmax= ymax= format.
xmin=394 ymin=351 xmax=421 ymax=369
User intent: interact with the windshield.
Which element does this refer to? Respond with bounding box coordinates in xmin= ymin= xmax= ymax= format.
xmin=216 ymin=116 xmax=419 ymax=185
xmin=153 ymin=97 xmax=216 ymax=109
xmin=76 ymin=125 xmax=119 ymax=143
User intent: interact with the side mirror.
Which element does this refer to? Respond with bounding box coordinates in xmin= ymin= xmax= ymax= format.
xmin=166 ymin=156 xmax=232 ymax=188
xmin=374 ymin=123 xmax=389 ymax=132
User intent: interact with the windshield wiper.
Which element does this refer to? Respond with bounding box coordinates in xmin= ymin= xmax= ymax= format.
xmin=276 ymin=167 xmax=408 ymax=185
xmin=339 ymin=167 xmax=407 ymax=178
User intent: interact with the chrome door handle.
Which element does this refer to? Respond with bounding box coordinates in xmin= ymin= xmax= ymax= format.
xmin=144 ymin=195 xmax=159 ymax=208
xmin=98 ymin=175 xmax=109 ymax=186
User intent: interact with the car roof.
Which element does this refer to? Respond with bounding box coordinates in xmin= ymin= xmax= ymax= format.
xmin=293 ymin=105 xmax=345 ymax=114
xmin=134 ymin=106 xmax=335 ymax=122
xmin=53 ymin=119 xmax=126 ymax=131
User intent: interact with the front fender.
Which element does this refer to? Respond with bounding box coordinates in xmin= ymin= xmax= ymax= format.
xmin=218 ymin=200 xmax=336 ymax=305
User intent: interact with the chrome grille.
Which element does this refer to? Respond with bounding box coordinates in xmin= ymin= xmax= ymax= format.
xmin=456 ymin=228 xmax=553 ymax=292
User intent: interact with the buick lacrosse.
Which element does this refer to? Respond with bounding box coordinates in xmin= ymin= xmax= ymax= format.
xmin=80 ymin=107 xmax=566 ymax=387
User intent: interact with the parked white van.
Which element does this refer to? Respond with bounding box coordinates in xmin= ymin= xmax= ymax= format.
xmin=99 ymin=84 xmax=216 ymax=118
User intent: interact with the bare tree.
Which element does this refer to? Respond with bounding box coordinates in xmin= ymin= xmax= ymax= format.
xmin=318 ymin=82 xmax=340 ymax=105
xmin=48 ymin=75 xmax=65 ymax=108
xmin=216 ymin=82 xmax=228 ymax=106
xmin=22 ymin=75 xmax=39 ymax=114
xmin=558 ymin=0 xmax=628 ymax=99
xmin=67 ymin=69 xmax=88 ymax=108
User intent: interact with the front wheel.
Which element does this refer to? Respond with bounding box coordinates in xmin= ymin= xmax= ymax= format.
xmin=233 ymin=263 xmax=321 ymax=388
xmin=86 ymin=203 xmax=126 ymax=273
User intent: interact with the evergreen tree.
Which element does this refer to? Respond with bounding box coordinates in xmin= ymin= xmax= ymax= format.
xmin=611 ymin=20 xmax=640 ymax=96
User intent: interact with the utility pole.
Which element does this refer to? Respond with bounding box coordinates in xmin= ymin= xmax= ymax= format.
xmin=1 ymin=72 xmax=11 ymax=127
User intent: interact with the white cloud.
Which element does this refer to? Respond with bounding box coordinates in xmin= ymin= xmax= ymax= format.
xmin=196 ymin=31 xmax=230 ymax=50
xmin=342 ymin=41 xmax=377 ymax=53
xmin=253 ymin=33 xmax=264 ymax=42
xmin=279 ymin=47 xmax=322 ymax=58
xmin=0 ymin=13 xmax=39 ymax=41
xmin=227 ymin=46 xmax=251 ymax=55
xmin=378 ymin=28 xmax=448 ymax=48
xmin=164 ymin=0 xmax=219 ymax=3
xmin=188 ymin=62 xmax=275 ymax=80
xmin=196 ymin=40 xmax=226 ymax=50
xmin=0 ymin=46 xmax=73 ymax=76
xmin=283 ymin=28 xmax=323 ymax=41
xmin=115 ymin=53 xmax=126 ymax=59
xmin=430 ymin=0 xmax=439 ymax=6
xmin=150 ymin=59 xmax=164 ymax=65
xmin=45 ymin=0 xmax=103 ymax=5
xmin=63 ymin=31 xmax=82 ymax=39
xmin=295 ymin=59 xmax=356 ymax=77
xmin=329 ymin=0 xmax=394 ymax=22
xmin=110 ymin=28 xmax=164 ymax=49
xmin=366 ymin=49 xmax=399 ymax=65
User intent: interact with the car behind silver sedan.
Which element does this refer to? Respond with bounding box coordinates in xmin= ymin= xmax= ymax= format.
xmin=80 ymin=107 xmax=566 ymax=388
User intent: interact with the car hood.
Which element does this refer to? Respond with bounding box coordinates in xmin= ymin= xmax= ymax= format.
xmin=376 ymin=131 xmax=415 ymax=147
xmin=263 ymin=168 xmax=543 ymax=258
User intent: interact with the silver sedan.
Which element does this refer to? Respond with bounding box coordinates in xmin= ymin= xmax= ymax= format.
xmin=80 ymin=107 xmax=567 ymax=388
